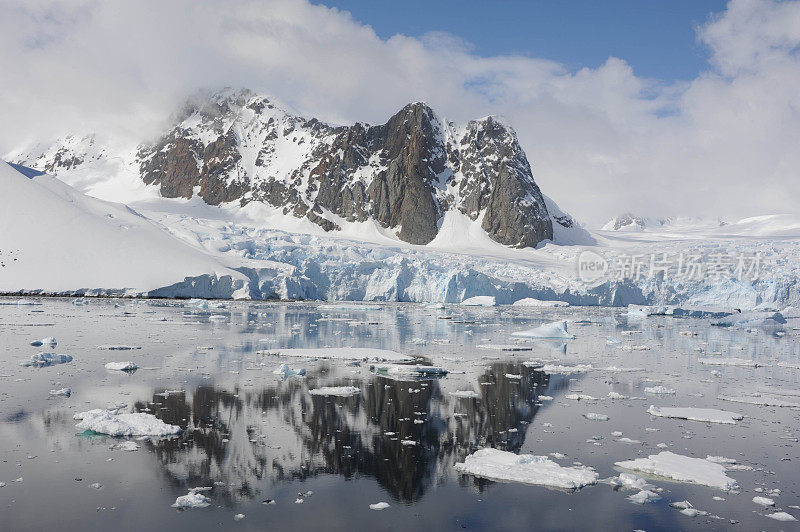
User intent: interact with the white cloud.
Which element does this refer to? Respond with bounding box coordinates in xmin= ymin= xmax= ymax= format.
xmin=1 ymin=0 xmax=798 ymax=226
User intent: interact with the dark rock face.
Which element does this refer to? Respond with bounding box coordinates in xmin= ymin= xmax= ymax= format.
xmin=36 ymin=89 xmax=557 ymax=248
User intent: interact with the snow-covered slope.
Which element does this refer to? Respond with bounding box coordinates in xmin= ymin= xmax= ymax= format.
xmin=0 ymin=161 xmax=248 ymax=297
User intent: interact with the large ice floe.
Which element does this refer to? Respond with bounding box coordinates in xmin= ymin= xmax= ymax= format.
xmin=455 ymin=448 xmax=598 ymax=489
xmin=74 ymin=409 xmax=182 ymax=437
xmin=615 ymin=451 xmax=739 ymax=490
xmin=172 ymin=487 xmax=212 ymax=509
xmin=646 ymin=405 xmax=743 ymax=424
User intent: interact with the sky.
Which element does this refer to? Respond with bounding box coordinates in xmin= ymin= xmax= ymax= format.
xmin=319 ymin=0 xmax=729 ymax=81
xmin=1 ymin=0 xmax=799 ymax=227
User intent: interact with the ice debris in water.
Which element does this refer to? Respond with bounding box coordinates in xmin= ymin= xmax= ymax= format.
xmin=584 ymin=413 xmax=609 ymax=421
xmin=30 ymin=337 xmax=57 ymax=347
xmin=266 ymin=347 xmax=412 ymax=362
xmin=74 ymin=409 xmax=181 ymax=437
xmin=698 ymin=357 xmax=762 ymax=367
xmin=97 ymin=345 xmax=142 ymax=350
xmin=455 ymin=448 xmax=598 ymax=489
xmin=172 ymin=487 xmax=212 ymax=509
xmin=647 ymin=405 xmax=743 ymax=424
xmin=371 ymin=364 xmax=448 ymax=377
xmin=109 ymin=441 xmax=140 ymax=451
xmin=615 ymin=451 xmax=739 ymax=490
xmin=628 ymin=490 xmax=661 ymax=504
xmin=369 ymin=502 xmax=390 ymax=510
xmin=49 ymin=388 xmax=71 ymax=397
xmin=512 ymin=320 xmax=575 ymax=339
xmin=20 ymin=353 xmax=72 ymax=367
xmin=104 ymin=361 xmax=138 ymax=371
xmin=308 ymin=386 xmax=360 ymax=397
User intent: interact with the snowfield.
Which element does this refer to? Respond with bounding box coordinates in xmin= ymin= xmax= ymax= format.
xmin=2 ymin=160 xmax=800 ymax=309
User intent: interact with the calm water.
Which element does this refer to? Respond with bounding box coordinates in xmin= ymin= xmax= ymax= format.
xmin=1 ymin=298 xmax=798 ymax=531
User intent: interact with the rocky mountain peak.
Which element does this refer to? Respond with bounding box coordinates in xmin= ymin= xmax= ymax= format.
xmin=11 ymin=89 xmax=576 ymax=249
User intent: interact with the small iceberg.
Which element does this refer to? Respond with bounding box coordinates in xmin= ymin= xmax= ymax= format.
xmin=512 ymin=320 xmax=575 ymax=339
xmin=272 ymin=364 xmax=306 ymax=378
xmin=172 ymin=487 xmax=212 ymax=509
xmin=49 ymin=388 xmax=71 ymax=397
xmin=20 ymin=353 xmax=73 ymax=368
xmin=30 ymin=337 xmax=57 ymax=347
xmin=460 ymin=296 xmax=496 ymax=307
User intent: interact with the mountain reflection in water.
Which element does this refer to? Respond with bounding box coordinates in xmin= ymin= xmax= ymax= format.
xmin=133 ymin=362 xmax=555 ymax=504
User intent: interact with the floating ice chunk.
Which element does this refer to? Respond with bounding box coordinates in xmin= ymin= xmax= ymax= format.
xmin=7 ymin=298 xmax=40 ymax=305
xmin=369 ymin=502 xmax=390 ymax=510
xmin=615 ymin=451 xmax=739 ymax=490
xmin=628 ymin=490 xmax=661 ymax=504
xmin=97 ymin=345 xmax=142 ymax=350
xmin=541 ymin=364 xmax=593 ymax=374
xmin=49 ymin=388 xmax=71 ymax=397
xmin=565 ymin=394 xmax=596 ymax=401
xmin=512 ymin=320 xmax=575 ymax=339
xmin=584 ymin=413 xmax=609 ymax=421
xmin=20 ymin=353 xmax=73 ymax=368
xmin=612 ymin=473 xmax=650 ymax=490
xmin=104 ymin=361 xmax=138 ymax=371
xmin=30 ymin=337 xmax=57 ymax=347
xmin=455 ymin=448 xmax=598 ymax=489
xmin=372 ymin=365 xmax=448 ymax=377
xmin=75 ymin=409 xmax=181 ymax=437
xmin=309 ymin=386 xmax=360 ymax=397
xmin=606 ymin=337 xmax=620 ymax=345
xmin=647 ymin=405 xmax=743 ymax=424
xmin=450 ymin=390 xmax=480 ymax=399
xmin=698 ymin=357 xmax=763 ymax=367
xmin=705 ymin=456 xmax=737 ymax=465
xmin=477 ymin=345 xmax=533 ymax=352
xmin=267 ymin=348 xmax=412 ymax=362
xmin=766 ymin=512 xmax=797 ymax=522
xmin=234 ymin=514 xmax=245 ymax=521
xmin=717 ymin=395 xmax=800 ymax=408
xmin=601 ymin=366 xmax=645 ymax=373
xmin=461 ymin=296 xmax=496 ymax=307
xmin=538 ymin=395 xmax=553 ymax=401
xmin=607 ymin=392 xmax=629 ymax=400
xmin=644 ymin=386 xmax=676 ymax=395
xmin=753 ymin=496 xmax=775 ymax=506
xmin=617 ymin=437 xmax=642 ymax=444
xmin=512 ymin=298 xmax=569 ymax=308
xmin=272 ymin=364 xmax=306 ymax=378
xmin=172 ymin=487 xmax=212 ymax=509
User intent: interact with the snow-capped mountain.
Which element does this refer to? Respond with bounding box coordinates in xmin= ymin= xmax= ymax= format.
xmin=10 ymin=88 xmax=579 ymax=249
xmin=601 ymin=212 xmax=670 ymax=232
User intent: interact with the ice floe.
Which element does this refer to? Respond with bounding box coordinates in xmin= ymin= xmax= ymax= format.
xmin=512 ymin=298 xmax=569 ymax=308
xmin=49 ymin=388 xmax=71 ymax=397
xmin=644 ymin=386 xmax=676 ymax=395
xmin=717 ymin=395 xmax=800 ymax=408
xmin=272 ymin=364 xmax=306 ymax=378
xmin=455 ymin=448 xmax=598 ymax=489
xmin=369 ymin=502 xmax=390 ymax=510
xmin=308 ymin=386 xmax=360 ymax=397
xmin=104 ymin=361 xmax=139 ymax=371
xmin=615 ymin=451 xmax=739 ymax=490
xmin=698 ymin=357 xmax=763 ymax=367
xmin=647 ymin=405 xmax=743 ymax=424
xmin=766 ymin=511 xmax=797 ymax=522
xmin=74 ymin=409 xmax=182 ymax=437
